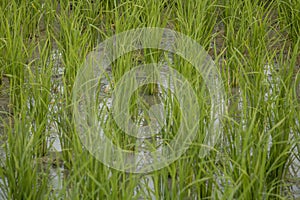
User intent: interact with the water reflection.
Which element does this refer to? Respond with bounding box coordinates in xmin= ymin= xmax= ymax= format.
xmin=0 ymin=47 xmax=299 ymax=198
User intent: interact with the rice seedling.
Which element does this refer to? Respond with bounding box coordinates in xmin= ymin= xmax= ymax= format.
xmin=0 ymin=0 xmax=299 ymax=199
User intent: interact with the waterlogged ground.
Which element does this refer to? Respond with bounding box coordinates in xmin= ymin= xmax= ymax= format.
xmin=0 ymin=2 xmax=300 ymax=198
xmin=0 ymin=45 xmax=299 ymax=198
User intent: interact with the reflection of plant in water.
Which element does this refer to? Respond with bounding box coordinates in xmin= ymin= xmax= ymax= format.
xmin=0 ymin=0 xmax=299 ymax=199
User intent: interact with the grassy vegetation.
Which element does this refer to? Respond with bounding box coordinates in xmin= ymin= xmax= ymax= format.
xmin=0 ymin=0 xmax=299 ymax=199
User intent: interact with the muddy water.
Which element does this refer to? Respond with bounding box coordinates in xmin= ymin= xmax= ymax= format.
xmin=0 ymin=25 xmax=299 ymax=198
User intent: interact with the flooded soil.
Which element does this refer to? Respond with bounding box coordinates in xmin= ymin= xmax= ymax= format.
xmin=0 ymin=4 xmax=299 ymax=198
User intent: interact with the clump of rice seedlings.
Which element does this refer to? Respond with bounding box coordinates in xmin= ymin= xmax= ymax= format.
xmin=276 ymin=0 xmax=300 ymax=45
xmin=0 ymin=0 xmax=299 ymax=199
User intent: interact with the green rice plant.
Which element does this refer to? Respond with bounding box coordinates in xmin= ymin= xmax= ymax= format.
xmin=173 ymin=0 xmax=218 ymax=50
xmin=53 ymin=4 xmax=94 ymax=165
xmin=222 ymin=0 xmax=272 ymax=88
xmin=276 ymin=0 xmax=300 ymax=44
xmin=0 ymin=2 xmax=27 ymax=110
xmin=0 ymin=105 xmax=52 ymax=199
xmin=0 ymin=0 xmax=299 ymax=199
xmin=265 ymin=39 xmax=300 ymax=195
xmin=27 ymin=40 xmax=53 ymax=157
